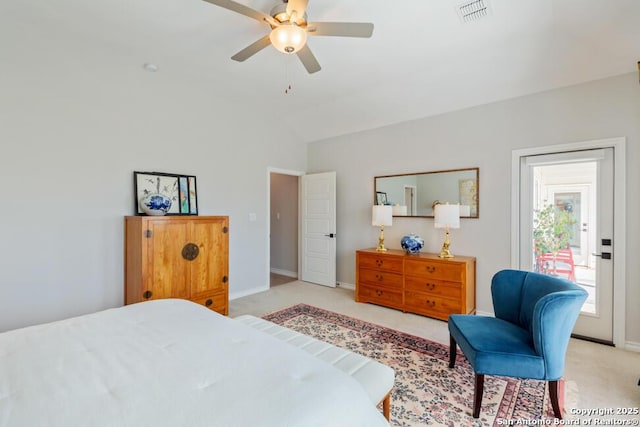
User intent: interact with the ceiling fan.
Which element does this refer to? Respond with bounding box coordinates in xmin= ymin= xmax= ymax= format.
xmin=201 ymin=0 xmax=374 ymax=74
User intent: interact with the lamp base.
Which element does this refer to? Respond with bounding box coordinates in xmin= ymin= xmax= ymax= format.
xmin=438 ymin=228 xmax=454 ymax=258
xmin=438 ymin=248 xmax=454 ymax=258
xmin=376 ymin=226 xmax=387 ymax=252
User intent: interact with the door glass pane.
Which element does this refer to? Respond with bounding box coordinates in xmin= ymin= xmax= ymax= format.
xmin=531 ymin=162 xmax=596 ymax=314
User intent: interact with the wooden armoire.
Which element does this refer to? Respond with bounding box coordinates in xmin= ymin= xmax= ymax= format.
xmin=124 ymin=216 xmax=229 ymax=315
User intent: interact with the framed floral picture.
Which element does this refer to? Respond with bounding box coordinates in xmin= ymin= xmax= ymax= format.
xmin=458 ymin=178 xmax=478 ymax=217
xmin=376 ymin=191 xmax=388 ymax=205
xmin=178 ymin=176 xmax=190 ymax=214
xmin=187 ymin=176 xmax=198 ymax=214
xmin=133 ymin=171 xmax=198 ymax=216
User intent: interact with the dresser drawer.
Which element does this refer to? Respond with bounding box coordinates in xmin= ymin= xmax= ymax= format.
xmin=191 ymin=292 xmax=227 ymax=315
xmin=404 ymin=291 xmax=461 ymax=320
xmin=404 ymin=259 xmax=464 ymax=282
xmin=358 ymin=253 xmax=403 ymax=273
xmin=359 ymin=268 xmax=403 ymax=289
xmin=358 ymin=284 xmax=403 ymax=309
xmin=404 ymin=276 xmax=461 ymax=299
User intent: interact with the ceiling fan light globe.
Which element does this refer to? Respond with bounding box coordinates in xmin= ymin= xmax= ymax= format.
xmin=270 ymin=24 xmax=307 ymax=54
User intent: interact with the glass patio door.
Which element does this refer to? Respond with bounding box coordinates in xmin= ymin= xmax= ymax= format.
xmin=518 ymin=148 xmax=614 ymax=343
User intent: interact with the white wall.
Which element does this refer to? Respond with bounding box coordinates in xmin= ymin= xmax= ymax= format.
xmin=0 ymin=61 xmax=306 ymax=332
xmin=308 ymin=72 xmax=640 ymax=345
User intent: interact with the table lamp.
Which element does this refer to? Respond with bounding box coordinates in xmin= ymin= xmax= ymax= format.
xmin=434 ymin=203 xmax=460 ymax=258
xmin=372 ymin=205 xmax=393 ymax=252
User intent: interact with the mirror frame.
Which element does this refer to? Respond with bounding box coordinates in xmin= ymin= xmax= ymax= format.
xmin=374 ymin=167 xmax=479 ymax=218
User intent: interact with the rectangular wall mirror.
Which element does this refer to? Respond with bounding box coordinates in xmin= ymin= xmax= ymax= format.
xmin=374 ymin=167 xmax=479 ymax=218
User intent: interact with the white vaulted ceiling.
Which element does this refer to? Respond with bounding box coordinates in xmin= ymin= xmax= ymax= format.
xmin=2 ymin=0 xmax=639 ymax=143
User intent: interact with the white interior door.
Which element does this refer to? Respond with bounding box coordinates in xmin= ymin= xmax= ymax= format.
xmin=301 ymin=172 xmax=336 ymax=287
xmin=404 ymin=185 xmax=417 ymax=216
xmin=518 ymin=148 xmax=614 ymax=343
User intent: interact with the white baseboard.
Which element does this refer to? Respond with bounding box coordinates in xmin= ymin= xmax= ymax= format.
xmin=624 ymin=340 xmax=640 ymax=353
xmin=476 ymin=309 xmax=494 ymax=317
xmin=270 ymin=268 xmax=298 ymax=278
xmin=229 ymin=285 xmax=269 ymax=301
xmin=337 ymin=281 xmax=355 ymax=290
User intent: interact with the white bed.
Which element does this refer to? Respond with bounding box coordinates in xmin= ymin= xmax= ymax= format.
xmin=0 ymin=299 xmax=388 ymax=427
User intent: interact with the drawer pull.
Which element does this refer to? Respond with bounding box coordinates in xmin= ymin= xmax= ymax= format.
xmin=143 ymin=290 xmax=152 ymax=299
xmin=376 ymin=290 xmax=383 ymax=296
xmin=205 ymin=298 xmax=213 ymax=307
xmin=375 ymin=274 xmax=384 ymax=281
xmin=425 ymin=266 xmax=436 ymax=274
xmin=425 ymin=299 xmax=436 ymax=308
xmin=425 ymin=282 xmax=436 ymax=291
xmin=375 ymin=259 xmax=384 ymax=267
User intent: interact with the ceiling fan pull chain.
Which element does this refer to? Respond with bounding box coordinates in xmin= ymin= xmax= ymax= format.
xmin=284 ymin=56 xmax=293 ymax=94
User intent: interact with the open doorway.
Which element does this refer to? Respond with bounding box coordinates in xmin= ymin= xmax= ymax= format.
xmin=269 ymin=171 xmax=300 ymax=287
xmin=404 ymin=185 xmax=417 ymax=216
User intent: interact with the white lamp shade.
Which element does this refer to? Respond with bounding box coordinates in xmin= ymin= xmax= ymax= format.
xmin=269 ymin=24 xmax=307 ymax=54
xmin=372 ymin=205 xmax=393 ymax=227
xmin=392 ymin=205 xmax=407 ymax=216
xmin=434 ymin=204 xmax=460 ymax=229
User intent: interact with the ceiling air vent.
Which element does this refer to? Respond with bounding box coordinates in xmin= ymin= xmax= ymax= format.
xmin=456 ymin=0 xmax=491 ymax=23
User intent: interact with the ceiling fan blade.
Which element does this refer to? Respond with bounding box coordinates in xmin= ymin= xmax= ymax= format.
xmin=286 ymin=0 xmax=308 ymax=19
xmin=201 ymin=0 xmax=278 ymax=26
xmin=296 ymin=45 xmax=321 ymax=74
xmin=307 ymin=22 xmax=374 ymax=38
xmin=231 ymin=35 xmax=271 ymax=62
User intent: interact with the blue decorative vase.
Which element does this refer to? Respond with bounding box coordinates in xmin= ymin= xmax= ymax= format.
xmin=139 ymin=193 xmax=172 ymax=216
xmin=401 ymin=234 xmax=424 ymax=254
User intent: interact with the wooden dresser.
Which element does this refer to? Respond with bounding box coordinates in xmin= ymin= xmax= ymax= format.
xmin=125 ymin=216 xmax=229 ymax=315
xmin=356 ymin=248 xmax=476 ymax=321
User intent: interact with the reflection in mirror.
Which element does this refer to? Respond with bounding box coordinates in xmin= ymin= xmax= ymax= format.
xmin=374 ymin=167 xmax=479 ymax=218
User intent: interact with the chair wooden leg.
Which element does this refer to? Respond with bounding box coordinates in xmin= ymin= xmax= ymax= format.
xmin=381 ymin=392 xmax=391 ymax=421
xmin=473 ymin=374 xmax=484 ymax=418
xmin=549 ymin=380 xmax=563 ymax=419
xmin=449 ymin=334 xmax=457 ymax=368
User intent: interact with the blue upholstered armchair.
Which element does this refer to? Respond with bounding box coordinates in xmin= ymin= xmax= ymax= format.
xmin=448 ymin=269 xmax=587 ymax=419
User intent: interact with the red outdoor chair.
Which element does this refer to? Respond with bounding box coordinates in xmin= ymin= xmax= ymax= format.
xmin=537 ymin=248 xmax=575 ymax=282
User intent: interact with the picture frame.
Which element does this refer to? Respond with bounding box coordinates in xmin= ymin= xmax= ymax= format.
xmin=459 ymin=178 xmax=478 ymax=217
xmin=134 ymin=171 xmax=198 ymax=216
xmin=178 ymin=176 xmax=190 ymax=214
xmin=376 ymin=191 xmax=388 ymax=205
xmin=187 ymin=176 xmax=198 ymax=214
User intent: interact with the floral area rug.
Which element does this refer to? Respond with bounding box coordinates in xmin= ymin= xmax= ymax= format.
xmin=263 ymin=304 xmax=572 ymax=427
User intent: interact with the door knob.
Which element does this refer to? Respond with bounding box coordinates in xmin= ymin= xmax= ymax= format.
xmin=592 ymin=252 xmax=612 ymax=260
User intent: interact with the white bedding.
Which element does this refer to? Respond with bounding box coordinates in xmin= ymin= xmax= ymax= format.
xmin=0 ymin=299 xmax=388 ymax=427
